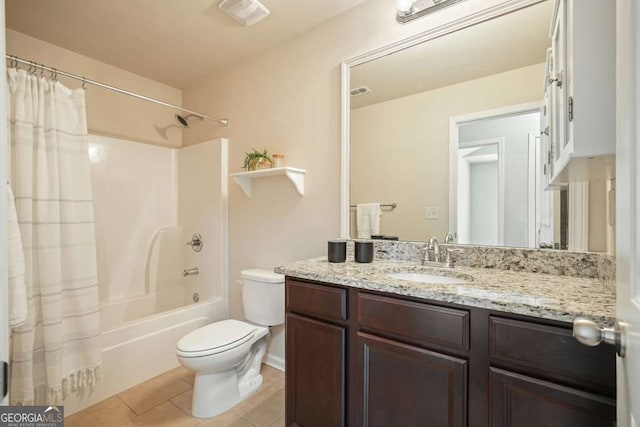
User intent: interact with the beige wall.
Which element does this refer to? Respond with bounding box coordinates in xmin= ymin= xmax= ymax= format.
xmin=182 ymin=0 xmax=515 ymax=362
xmin=589 ymin=178 xmax=616 ymax=254
xmin=589 ymin=181 xmax=607 ymax=252
xmin=6 ymin=29 xmax=182 ymax=147
xmin=351 ymin=63 xmax=545 ymax=242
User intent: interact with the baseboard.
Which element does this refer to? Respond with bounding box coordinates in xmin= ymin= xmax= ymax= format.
xmin=264 ymin=353 xmax=285 ymax=372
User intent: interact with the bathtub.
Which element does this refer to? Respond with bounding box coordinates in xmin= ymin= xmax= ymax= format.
xmin=63 ymin=298 xmax=226 ymax=415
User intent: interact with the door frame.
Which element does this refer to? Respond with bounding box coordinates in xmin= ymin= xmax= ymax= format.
xmin=455 ymin=137 xmax=505 ymax=245
xmin=448 ymin=101 xmax=543 ymax=245
xmin=527 ymin=133 xmax=539 ymax=248
xmin=0 ymin=0 xmax=9 ymax=406
xmin=615 ymin=0 xmax=640 ymax=425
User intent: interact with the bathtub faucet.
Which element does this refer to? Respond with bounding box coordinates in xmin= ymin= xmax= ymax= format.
xmin=183 ymin=267 xmax=199 ymax=277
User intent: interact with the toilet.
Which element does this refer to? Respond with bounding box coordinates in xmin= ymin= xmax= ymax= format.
xmin=176 ymin=269 xmax=284 ymax=418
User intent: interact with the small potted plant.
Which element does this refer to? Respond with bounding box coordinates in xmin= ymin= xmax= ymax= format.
xmin=243 ymin=148 xmax=273 ymax=171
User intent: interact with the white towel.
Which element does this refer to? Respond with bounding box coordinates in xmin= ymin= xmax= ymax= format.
xmin=7 ymin=183 xmax=26 ymax=327
xmin=356 ymin=203 xmax=381 ymax=239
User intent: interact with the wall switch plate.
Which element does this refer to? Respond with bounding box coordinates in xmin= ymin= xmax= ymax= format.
xmin=425 ymin=206 xmax=439 ymax=220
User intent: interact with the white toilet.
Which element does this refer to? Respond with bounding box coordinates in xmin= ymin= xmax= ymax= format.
xmin=176 ymin=269 xmax=284 ymax=418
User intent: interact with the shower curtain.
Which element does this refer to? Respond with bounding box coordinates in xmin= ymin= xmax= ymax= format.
xmin=7 ymin=68 xmax=102 ymax=405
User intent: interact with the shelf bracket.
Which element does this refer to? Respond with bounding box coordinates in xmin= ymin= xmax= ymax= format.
xmin=230 ymin=167 xmax=306 ymax=198
xmin=232 ymin=175 xmax=253 ymax=197
xmin=284 ymin=169 xmax=305 ymax=196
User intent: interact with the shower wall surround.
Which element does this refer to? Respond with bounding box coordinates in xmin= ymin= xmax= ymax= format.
xmin=62 ymin=138 xmax=227 ymax=415
xmin=177 ymin=140 xmax=227 ymax=304
xmin=90 ymin=135 xmax=227 ymax=330
xmin=89 ymin=134 xmax=178 ymax=303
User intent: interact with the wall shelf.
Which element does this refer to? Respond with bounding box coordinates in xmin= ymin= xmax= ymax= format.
xmin=230 ymin=167 xmax=306 ymax=197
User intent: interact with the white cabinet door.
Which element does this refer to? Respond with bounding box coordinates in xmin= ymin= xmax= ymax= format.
xmin=550 ymin=0 xmax=567 ymax=168
xmin=548 ymin=0 xmax=616 ymax=184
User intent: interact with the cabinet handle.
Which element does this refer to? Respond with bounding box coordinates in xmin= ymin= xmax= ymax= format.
xmin=568 ymin=96 xmax=574 ymax=122
xmin=549 ymin=72 xmax=563 ymax=88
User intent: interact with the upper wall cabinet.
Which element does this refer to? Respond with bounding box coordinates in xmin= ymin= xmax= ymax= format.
xmin=545 ymin=0 xmax=616 ymax=186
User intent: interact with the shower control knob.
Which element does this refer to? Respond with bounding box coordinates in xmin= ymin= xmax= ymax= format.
xmin=186 ymin=233 xmax=203 ymax=252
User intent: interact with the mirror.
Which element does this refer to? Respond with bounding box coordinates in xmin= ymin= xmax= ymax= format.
xmin=343 ymin=0 xmax=608 ymax=251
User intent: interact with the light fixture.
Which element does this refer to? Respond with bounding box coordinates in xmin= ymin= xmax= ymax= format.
xmin=396 ymin=0 xmax=468 ymax=24
xmin=396 ymin=0 xmax=415 ymax=17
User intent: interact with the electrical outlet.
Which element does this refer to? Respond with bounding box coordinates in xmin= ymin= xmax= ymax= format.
xmin=425 ymin=206 xmax=439 ymax=220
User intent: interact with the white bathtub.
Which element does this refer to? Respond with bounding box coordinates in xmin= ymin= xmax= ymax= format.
xmin=63 ymin=298 xmax=226 ymax=415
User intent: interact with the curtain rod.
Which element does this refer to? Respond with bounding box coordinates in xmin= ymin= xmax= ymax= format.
xmin=5 ymin=54 xmax=228 ymax=126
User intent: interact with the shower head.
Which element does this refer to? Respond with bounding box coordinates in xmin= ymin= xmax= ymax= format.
xmin=175 ymin=113 xmax=203 ymax=128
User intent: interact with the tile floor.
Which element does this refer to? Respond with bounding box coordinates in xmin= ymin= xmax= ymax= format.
xmin=65 ymin=364 xmax=285 ymax=427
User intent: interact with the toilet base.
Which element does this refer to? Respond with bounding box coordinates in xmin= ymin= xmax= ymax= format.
xmin=190 ymin=337 xmax=268 ymax=418
xmin=192 ymin=370 xmax=240 ymax=418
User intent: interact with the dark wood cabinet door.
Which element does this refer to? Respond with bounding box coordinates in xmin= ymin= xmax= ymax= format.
xmin=490 ymin=368 xmax=616 ymax=427
xmin=285 ymin=313 xmax=346 ymax=427
xmin=356 ymin=332 xmax=467 ymax=427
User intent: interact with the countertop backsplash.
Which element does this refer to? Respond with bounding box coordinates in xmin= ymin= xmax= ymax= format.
xmin=345 ymin=239 xmax=616 ymax=290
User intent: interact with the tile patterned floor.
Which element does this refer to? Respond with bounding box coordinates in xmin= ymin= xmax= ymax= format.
xmin=65 ymin=364 xmax=285 ymax=427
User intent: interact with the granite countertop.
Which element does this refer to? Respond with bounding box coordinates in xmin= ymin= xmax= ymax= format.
xmin=275 ymin=256 xmax=616 ymax=326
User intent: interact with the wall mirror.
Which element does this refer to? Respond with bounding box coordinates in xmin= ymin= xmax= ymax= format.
xmin=341 ymin=0 xmax=611 ymax=252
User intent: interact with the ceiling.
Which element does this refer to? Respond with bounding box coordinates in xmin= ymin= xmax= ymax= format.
xmin=5 ymin=0 xmax=366 ymax=89
xmin=350 ymin=1 xmax=553 ymax=109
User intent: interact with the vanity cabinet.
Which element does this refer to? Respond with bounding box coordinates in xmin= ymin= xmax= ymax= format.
xmin=355 ymin=293 xmax=469 ymax=426
xmin=285 ymin=277 xmax=616 ymax=427
xmin=490 ymin=369 xmax=615 ymax=427
xmin=488 ymin=316 xmax=616 ymax=426
xmin=355 ymin=333 xmax=467 ymax=427
xmin=285 ymin=280 xmax=347 ymax=427
xmin=545 ymin=0 xmax=616 ymax=185
xmin=286 ymin=313 xmax=346 ymax=427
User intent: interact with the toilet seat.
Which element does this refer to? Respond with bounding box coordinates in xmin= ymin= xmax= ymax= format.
xmin=177 ymin=319 xmax=256 ymax=358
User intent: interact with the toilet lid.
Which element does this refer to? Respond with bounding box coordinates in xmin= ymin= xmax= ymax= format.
xmin=177 ymin=319 xmax=256 ymax=354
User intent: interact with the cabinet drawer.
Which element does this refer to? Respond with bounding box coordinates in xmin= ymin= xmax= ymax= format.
xmin=489 ymin=316 xmax=615 ymax=396
xmin=358 ymin=292 xmax=470 ymax=351
xmin=490 ymin=368 xmax=615 ymax=427
xmin=286 ymin=279 xmax=347 ymax=322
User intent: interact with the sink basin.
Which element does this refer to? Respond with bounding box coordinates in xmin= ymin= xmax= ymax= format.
xmin=387 ymin=272 xmax=468 ymax=285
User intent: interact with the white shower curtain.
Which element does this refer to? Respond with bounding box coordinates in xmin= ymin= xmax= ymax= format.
xmin=7 ymin=68 xmax=102 ymax=405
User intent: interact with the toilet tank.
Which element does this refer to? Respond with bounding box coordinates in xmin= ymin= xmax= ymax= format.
xmin=240 ymin=269 xmax=285 ymax=326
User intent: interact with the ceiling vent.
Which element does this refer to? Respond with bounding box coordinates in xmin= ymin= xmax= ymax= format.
xmin=218 ymin=0 xmax=271 ymax=26
xmin=350 ymin=86 xmax=372 ymax=97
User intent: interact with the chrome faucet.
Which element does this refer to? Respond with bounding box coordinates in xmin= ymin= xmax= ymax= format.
xmin=424 ymin=237 xmax=463 ymax=268
xmin=444 ymin=248 xmax=462 ymax=268
xmin=444 ymin=232 xmax=455 ymax=244
xmin=426 ymin=236 xmax=440 ymax=263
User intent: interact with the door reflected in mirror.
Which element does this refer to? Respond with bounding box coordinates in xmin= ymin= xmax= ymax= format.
xmin=453 ymin=108 xmax=567 ymax=249
xmin=456 ymin=138 xmax=504 ymax=246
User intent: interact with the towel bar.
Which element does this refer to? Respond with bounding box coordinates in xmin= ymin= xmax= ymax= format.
xmin=350 ymin=203 xmax=397 ymax=209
